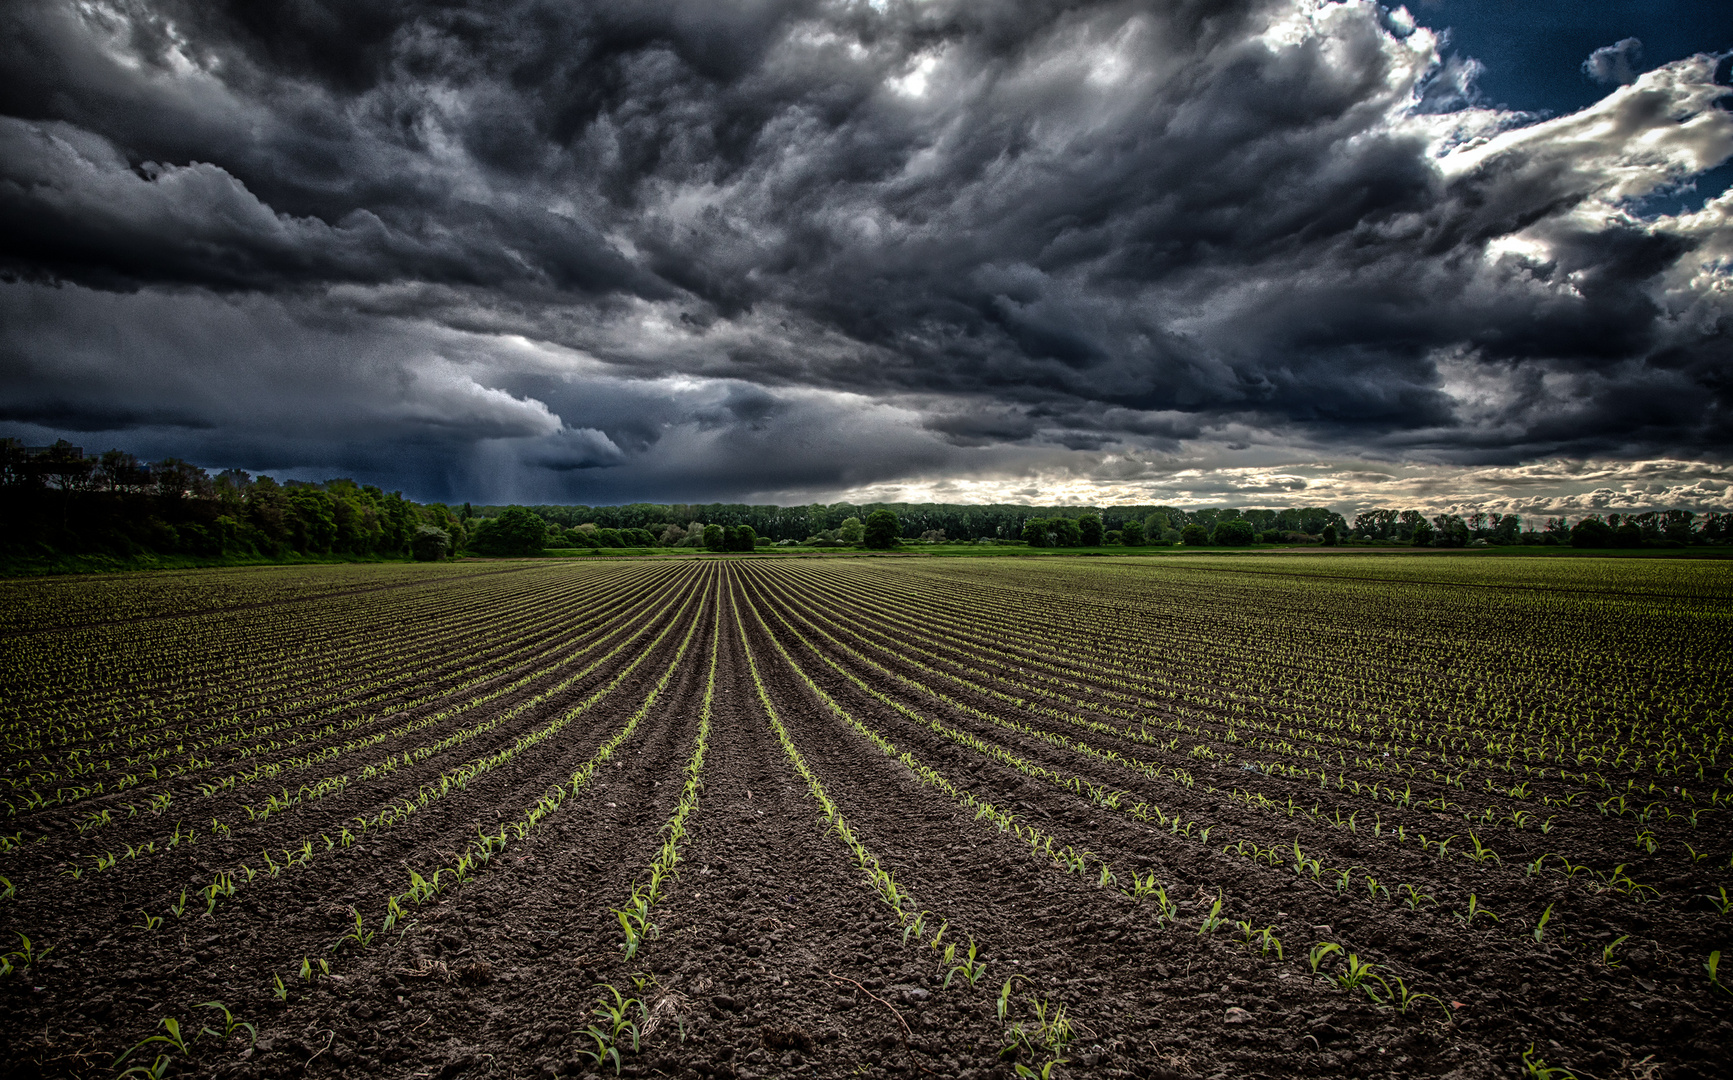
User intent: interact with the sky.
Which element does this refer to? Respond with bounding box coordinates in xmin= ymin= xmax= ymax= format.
xmin=2 ymin=1 xmax=1732 ymax=517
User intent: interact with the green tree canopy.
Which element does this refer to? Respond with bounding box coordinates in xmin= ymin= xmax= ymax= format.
xmin=1078 ymin=514 xmax=1103 ymax=545
xmin=410 ymin=525 xmax=450 ymax=561
xmin=1570 ymin=517 xmax=1613 ymax=548
xmin=1212 ymin=519 xmax=1257 ymax=546
xmin=469 ymin=506 xmax=548 ymax=556
xmin=863 ymin=509 xmax=900 ymax=549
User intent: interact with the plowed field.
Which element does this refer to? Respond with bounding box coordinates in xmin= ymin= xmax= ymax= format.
xmin=2 ymin=555 xmax=1730 ymax=1080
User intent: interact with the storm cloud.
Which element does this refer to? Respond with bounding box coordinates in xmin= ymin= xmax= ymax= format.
xmin=1 ymin=1 xmax=1730 ymax=508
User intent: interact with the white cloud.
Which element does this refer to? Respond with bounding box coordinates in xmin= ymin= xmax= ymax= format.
xmin=1583 ymin=37 xmax=1643 ymax=86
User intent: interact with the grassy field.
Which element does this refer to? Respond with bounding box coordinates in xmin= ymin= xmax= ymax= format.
xmin=1 ymin=555 xmax=1729 ymax=1080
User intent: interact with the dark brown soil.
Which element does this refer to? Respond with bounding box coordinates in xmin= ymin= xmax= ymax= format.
xmin=1 ymin=558 xmax=1727 ymax=1080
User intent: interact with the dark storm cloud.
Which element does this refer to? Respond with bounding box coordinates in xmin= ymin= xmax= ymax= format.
xmin=1 ymin=0 xmax=1731 ymax=502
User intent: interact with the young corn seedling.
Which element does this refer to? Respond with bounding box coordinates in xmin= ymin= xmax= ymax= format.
xmin=1002 ymin=992 xmax=1076 ymax=1079
xmin=579 ymin=984 xmax=646 ymax=1076
xmin=1399 ymin=883 xmax=1435 ymax=910
xmin=1532 ymin=904 xmax=1554 ymax=944
xmin=7 ymin=932 xmax=53 ymax=972
xmin=115 ymin=1017 xmax=191 ymax=1068
xmin=134 ymin=909 xmax=163 ymax=931
xmin=1365 ymin=875 xmax=1389 ymax=901
xmin=1383 ymin=975 xmax=1446 ymax=1019
xmin=1197 ymin=895 xmax=1227 ymax=936
xmin=197 ymin=1001 xmax=257 ymax=1046
xmin=1239 ymin=925 xmax=1282 ymax=959
xmin=928 ymin=921 xmax=949 ymax=950
xmin=115 ymin=1052 xmax=174 ymax=1077
xmin=1600 ymin=934 xmax=1631 ymax=968
xmin=1149 ymin=885 xmax=1179 ymax=929
xmin=1335 ymin=953 xmax=1379 ymax=996
xmin=203 ymin=872 xmax=236 ymax=915
xmin=1121 ymin=870 xmax=1158 ymax=900
xmin=943 ymin=938 xmax=988 ymax=989
xmin=1705 ymin=887 xmax=1732 ymax=916
xmin=1521 ymin=1043 xmax=1578 ymax=1080
xmin=615 ymin=895 xmax=654 ymax=961
xmin=271 ymin=973 xmax=289 ymax=1002
xmin=332 ymin=910 xmax=375 ymax=952
xmin=1307 ymin=942 xmax=1342 ymax=984
xmin=1706 ymin=951 xmax=1729 ymax=997
xmin=1466 ymin=833 xmax=1501 ymax=866
xmin=169 ymin=888 xmax=188 ymax=918
xmin=1453 ymin=894 xmax=1499 ymax=929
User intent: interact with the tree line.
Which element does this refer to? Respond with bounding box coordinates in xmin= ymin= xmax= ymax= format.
xmin=6 ymin=438 xmax=1729 ymax=568
xmin=1347 ymin=509 xmax=1733 ymax=548
xmin=483 ymin=501 xmax=1355 ymax=546
xmin=1 ymin=439 xmax=467 ymax=565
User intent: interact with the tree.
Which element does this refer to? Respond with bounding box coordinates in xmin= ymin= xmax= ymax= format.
xmin=1321 ymin=524 xmax=1338 ymax=546
xmin=1051 ymin=517 xmax=1082 ymax=547
xmin=287 ymin=487 xmax=338 ymax=552
xmin=727 ymin=524 xmax=757 ymax=551
xmin=1077 ymin=514 xmax=1103 ymax=546
xmin=411 ymin=525 xmax=450 ymax=561
xmin=1021 ymin=518 xmax=1049 ymax=547
xmin=1430 ymin=515 xmax=1470 ymax=547
xmin=863 ymin=509 xmax=900 ymax=549
xmin=703 ymin=523 xmax=726 ymax=550
xmin=1411 ymin=518 xmax=1434 ymax=547
xmin=1569 ymin=516 xmax=1613 ymax=548
xmin=1180 ymin=523 xmax=1210 ymax=546
xmin=152 ymin=458 xmax=210 ymax=500
xmin=837 ymin=516 xmax=865 ymax=544
xmin=469 ymin=506 xmax=549 ymax=556
xmin=1119 ymin=520 xmax=1145 ymax=546
xmin=1211 ymin=519 xmax=1256 ymax=546
xmin=1490 ymin=513 xmax=1522 ymax=544
xmin=39 ymin=440 xmax=93 ymax=492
